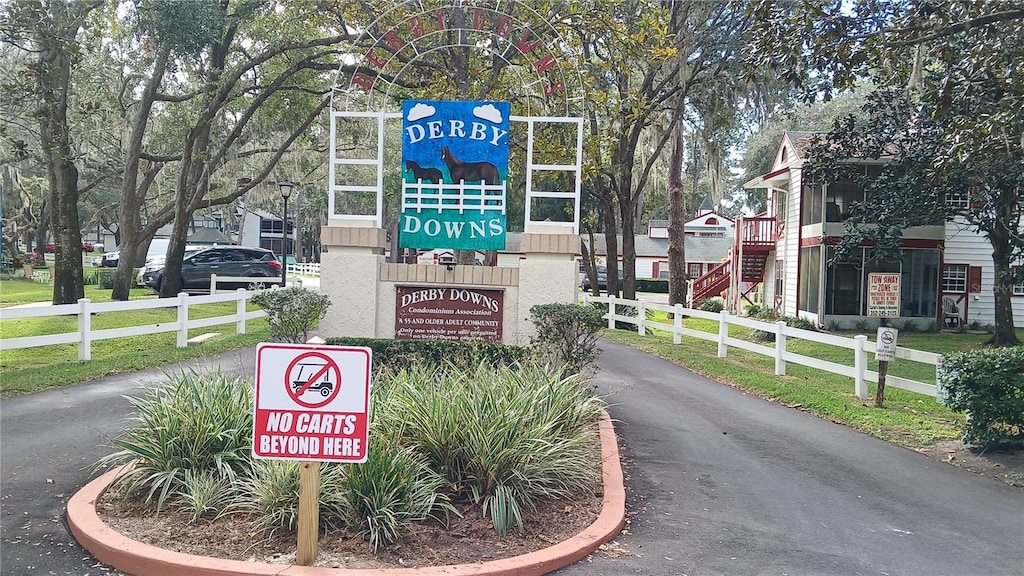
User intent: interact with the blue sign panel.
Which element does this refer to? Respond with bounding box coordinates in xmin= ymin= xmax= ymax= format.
xmin=401 ymin=100 xmax=510 ymax=251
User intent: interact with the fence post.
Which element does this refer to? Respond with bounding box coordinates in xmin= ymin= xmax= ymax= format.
xmin=774 ymin=320 xmax=787 ymax=376
xmin=673 ymin=303 xmax=683 ymax=345
xmin=236 ymin=288 xmax=247 ymax=334
xmin=210 ymin=274 xmax=219 ymax=295
xmin=607 ymin=298 xmax=615 ymax=330
xmin=177 ymin=292 xmax=189 ymax=348
xmin=854 ymin=335 xmax=868 ymax=400
xmin=78 ymin=298 xmax=92 ymax=362
xmin=637 ymin=299 xmax=646 ymax=336
xmin=935 ymin=355 xmax=947 ymax=403
xmin=717 ymin=311 xmax=728 ymax=358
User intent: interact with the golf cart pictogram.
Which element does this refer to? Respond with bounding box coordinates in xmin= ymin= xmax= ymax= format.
xmin=292 ymin=362 xmax=335 ymax=396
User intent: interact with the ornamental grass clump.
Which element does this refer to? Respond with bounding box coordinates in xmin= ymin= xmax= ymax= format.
xmin=377 ymin=363 xmax=605 ymax=536
xmin=96 ymin=369 xmax=253 ymax=514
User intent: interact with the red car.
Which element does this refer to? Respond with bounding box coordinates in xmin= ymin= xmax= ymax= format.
xmin=44 ymin=243 xmax=55 ymax=253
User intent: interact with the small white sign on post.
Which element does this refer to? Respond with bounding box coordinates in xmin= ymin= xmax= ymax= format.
xmin=875 ymin=327 xmax=898 ymax=362
xmin=253 ymin=342 xmax=372 ymax=463
xmin=867 ymin=273 xmax=901 ymax=318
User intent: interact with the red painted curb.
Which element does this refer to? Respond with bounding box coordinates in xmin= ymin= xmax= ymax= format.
xmin=68 ymin=411 xmax=625 ymax=576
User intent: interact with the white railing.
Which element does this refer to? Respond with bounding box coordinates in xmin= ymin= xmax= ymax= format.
xmin=588 ymin=295 xmax=944 ymax=401
xmin=402 ymin=180 xmax=507 ymax=214
xmin=0 ymin=289 xmax=270 ymax=361
xmin=287 ymin=262 xmax=321 ymax=277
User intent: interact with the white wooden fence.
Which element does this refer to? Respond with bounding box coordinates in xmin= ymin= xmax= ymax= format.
xmin=588 ymin=295 xmax=945 ymax=401
xmin=0 ymin=289 xmax=269 ymax=362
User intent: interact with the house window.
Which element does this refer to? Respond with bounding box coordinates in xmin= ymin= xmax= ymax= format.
xmin=801 ymin=173 xmax=823 ymax=226
xmin=798 ymin=246 xmax=821 ymax=313
xmin=824 ymin=248 xmax=862 ymax=315
xmin=775 ymin=260 xmax=784 ymax=299
xmin=658 ymin=262 xmax=670 ymax=279
xmin=1013 ymin=266 xmax=1023 ymax=296
xmin=687 ymin=263 xmax=702 ymax=279
xmin=943 ymin=265 xmax=968 ymax=293
xmin=946 ymin=190 xmax=970 ymax=211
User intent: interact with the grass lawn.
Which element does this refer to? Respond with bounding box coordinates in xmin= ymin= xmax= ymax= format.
xmin=602 ymin=313 xmax=1022 ymax=451
xmin=0 ymin=278 xmax=271 ymax=396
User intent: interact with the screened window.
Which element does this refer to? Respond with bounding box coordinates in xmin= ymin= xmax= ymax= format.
xmin=825 ymin=249 xmax=862 ymax=315
xmin=799 ymin=246 xmax=821 ymax=313
xmin=943 ymin=265 xmax=968 ymax=293
xmin=775 ymin=260 xmax=784 ymax=300
xmin=801 ymin=173 xmax=823 ymax=226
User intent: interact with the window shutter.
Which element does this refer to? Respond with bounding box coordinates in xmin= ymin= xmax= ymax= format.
xmin=968 ymin=266 xmax=983 ymax=293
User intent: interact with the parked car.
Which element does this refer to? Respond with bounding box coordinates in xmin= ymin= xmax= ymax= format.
xmin=581 ymin=266 xmax=608 ymax=290
xmin=143 ymin=246 xmax=281 ymax=291
xmin=82 ymin=241 xmax=95 ymax=252
xmin=100 ymin=248 xmax=120 ymax=267
xmin=137 ymin=245 xmax=206 ymax=286
xmin=44 ymin=243 xmax=55 ymax=253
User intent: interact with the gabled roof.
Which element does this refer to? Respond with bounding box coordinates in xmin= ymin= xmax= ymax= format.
xmin=187 ymin=227 xmax=235 ymax=245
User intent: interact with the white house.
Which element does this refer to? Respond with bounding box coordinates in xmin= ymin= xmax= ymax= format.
xmin=733 ymin=131 xmax=1023 ymax=329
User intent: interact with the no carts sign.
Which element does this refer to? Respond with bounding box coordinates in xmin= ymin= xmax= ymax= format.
xmin=253 ymin=343 xmax=371 ymax=463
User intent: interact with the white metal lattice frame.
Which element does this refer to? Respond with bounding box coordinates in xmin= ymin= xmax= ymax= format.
xmin=516 ymin=115 xmax=583 ymax=235
xmin=329 ymin=113 xmax=582 ymax=235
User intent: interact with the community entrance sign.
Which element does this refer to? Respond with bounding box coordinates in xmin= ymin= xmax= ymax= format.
xmin=401 ymin=100 xmax=510 ymax=250
xmin=252 ymin=343 xmax=372 ymax=463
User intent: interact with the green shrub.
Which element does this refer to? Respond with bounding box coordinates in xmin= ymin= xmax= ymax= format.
xmin=529 ymin=303 xmax=605 ymax=373
xmin=96 ymin=370 xmax=253 ymax=511
xmin=333 ymin=439 xmax=454 ymax=551
xmin=752 ymin=314 xmax=816 ymax=341
xmin=377 ymin=364 xmax=604 ymax=537
xmin=698 ymin=298 xmax=724 ymax=312
xmin=744 ymin=303 xmax=764 ymax=317
xmin=635 ymin=278 xmax=669 ymax=293
xmin=326 ymin=337 xmax=528 ymax=371
xmin=940 ymin=347 xmax=1024 ymax=450
xmin=251 ymin=287 xmax=331 ymax=343
xmin=94 ymin=268 xmax=116 ymax=289
xmin=176 ymin=469 xmax=239 ymax=524
xmin=854 ymin=319 xmax=870 ymax=331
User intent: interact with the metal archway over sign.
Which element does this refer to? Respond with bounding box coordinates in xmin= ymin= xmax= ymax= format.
xmin=327 ymin=1 xmax=585 ymax=238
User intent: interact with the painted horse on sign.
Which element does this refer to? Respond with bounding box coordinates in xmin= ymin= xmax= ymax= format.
xmin=441 ymin=146 xmax=499 ymax=185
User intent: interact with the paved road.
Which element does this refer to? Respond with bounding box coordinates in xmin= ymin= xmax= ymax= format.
xmin=555 ymin=339 xmax=1023 ymax=576
xmin=2 ymin=339 xmax=1021 ymax=575
xmin=1 ymin=348 xmax=258 ymax=576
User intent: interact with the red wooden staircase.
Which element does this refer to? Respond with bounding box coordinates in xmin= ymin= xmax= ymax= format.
xmin=689 ymin=216 xmax=776 ymax=306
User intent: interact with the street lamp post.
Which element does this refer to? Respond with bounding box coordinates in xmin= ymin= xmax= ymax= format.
xmin=278 ymin=180 xmax=293 ymax=287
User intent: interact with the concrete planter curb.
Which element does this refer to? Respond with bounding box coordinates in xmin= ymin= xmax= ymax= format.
xmin=68 ymin=411 xmax=625 ymax=576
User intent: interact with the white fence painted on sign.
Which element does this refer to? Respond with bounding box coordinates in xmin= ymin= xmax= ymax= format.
xmin=0 ymin=289 xmax=270 ymax=361
xmin=402 ymin=180 xmax=507 ymax=214
xmin=587 ymin=295 xmax=944 ymax=401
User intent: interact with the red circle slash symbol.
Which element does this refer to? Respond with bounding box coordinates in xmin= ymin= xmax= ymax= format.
xmin=284 ymin=352 xmax=342 ymax=408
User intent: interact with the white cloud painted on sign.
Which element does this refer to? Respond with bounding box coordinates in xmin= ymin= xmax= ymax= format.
xmin=407 ymin=103 xmax=436 ymax=121
xmin=473 ymin=104 xmax=503 ymax=124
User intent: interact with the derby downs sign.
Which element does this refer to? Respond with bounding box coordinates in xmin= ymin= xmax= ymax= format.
xmin=400 ymin=99 xmax=509 ymax=251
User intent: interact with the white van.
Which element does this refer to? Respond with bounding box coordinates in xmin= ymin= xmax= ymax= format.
xmin=101 ymin=238 xmax=171 ymax=268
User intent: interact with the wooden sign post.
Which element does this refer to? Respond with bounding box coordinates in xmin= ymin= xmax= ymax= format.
xmin=297 ymin=462 xmax=321 ymax=566
xmin=867 ymin=273 xmax=901 ymax=408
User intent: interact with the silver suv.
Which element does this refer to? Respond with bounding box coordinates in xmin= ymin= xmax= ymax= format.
xmin=143 ymin=246 xmax=282 ymax=291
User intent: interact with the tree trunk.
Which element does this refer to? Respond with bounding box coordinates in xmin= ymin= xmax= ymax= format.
xmin=667 ymin=123 xmax=688 ymax=306
xmin=987 ymin=188 xmax=1021 ymax=346
xmin=34 ymin=2 xmax=92 ymax=305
